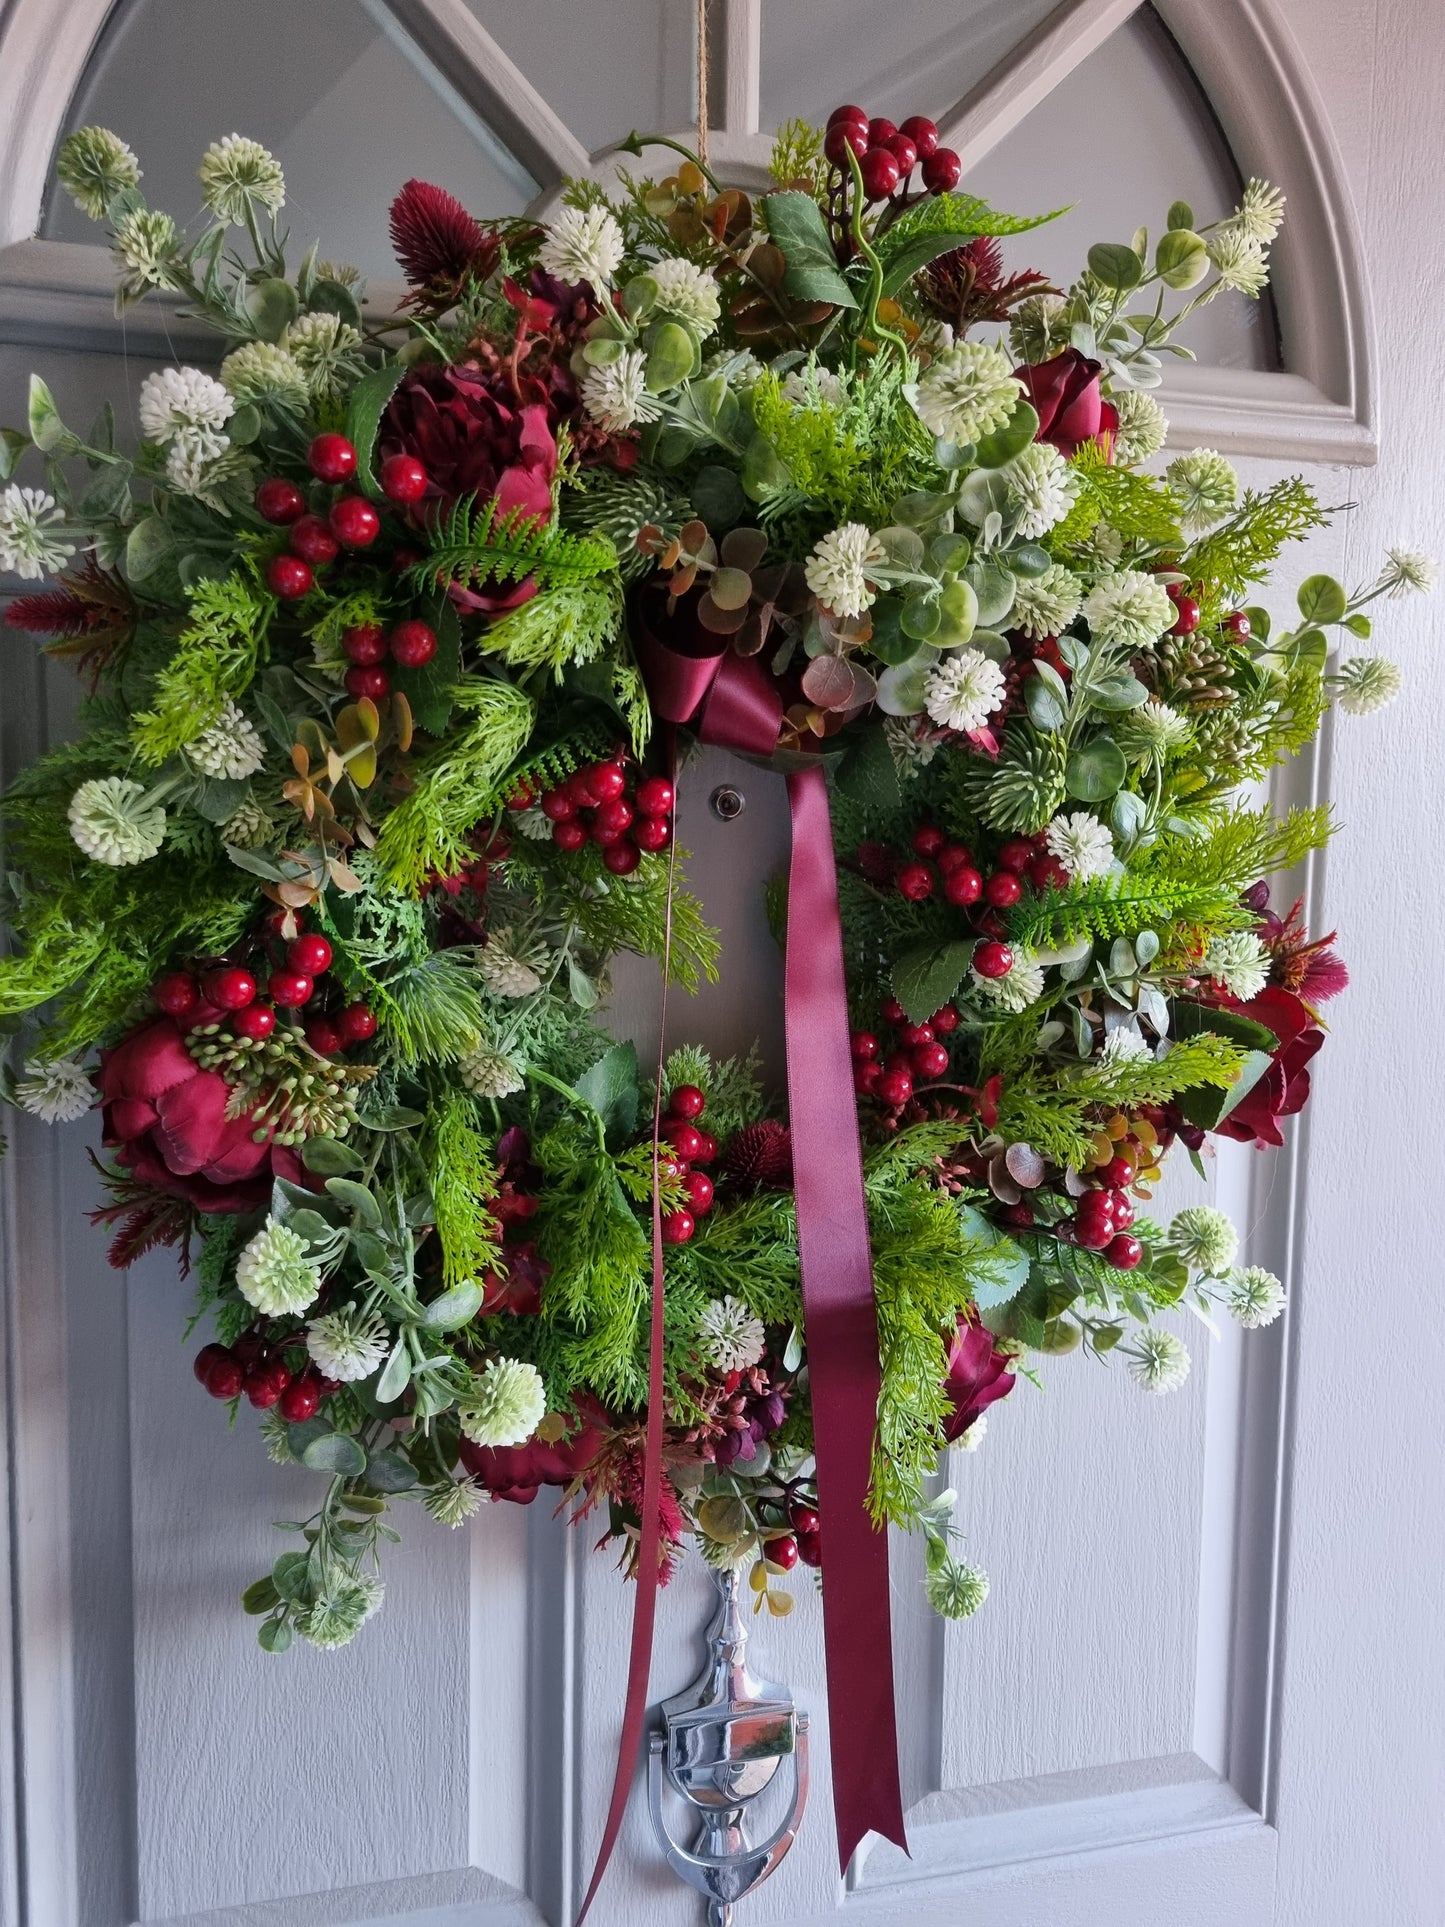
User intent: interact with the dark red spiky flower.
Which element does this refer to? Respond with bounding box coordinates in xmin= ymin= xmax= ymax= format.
xmin=388 ymin=178 xmax=501 ymax=298
xmin=720 ymin=1121 xmax=794 ymax=1190
xmin=918 ymin=236 xmax=1055 ymax=332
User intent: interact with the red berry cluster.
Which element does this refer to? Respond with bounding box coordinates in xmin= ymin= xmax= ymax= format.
xmin=259 ymin=435 xmax=432 ymax=603
xmin=340 ymin=617 xmax=437 ymax=702
xmin=152 ymin=922 xmax=376 ymax=1056
xmin=851 ymin=994 xmax=960 ymax=1112
xmin=649 ymin=1083 xmax=718 ymax=1245
xmin=763 ymin=1500 xmax=822 ymax=1572
xmin=527 ymin=760 xmax=675 ymax=878
xmin=1069 ymin=1175 xmax=1142 ymax=1269
xmin=1163 ymin=578 xmax=1252 ymax=645
xmin=193 ymin=1337 xmax=335 ymax=1419
xmin=823 ymin=103 xmax=961 ymax=201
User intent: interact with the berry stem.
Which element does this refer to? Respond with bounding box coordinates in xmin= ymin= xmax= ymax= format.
xmin=614 ymin=129 xmax=722 ymax=194
xmin=843 ymin=145 xmax=909 ymax=361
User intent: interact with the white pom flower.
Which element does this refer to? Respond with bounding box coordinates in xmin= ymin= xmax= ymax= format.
xmin=459 ymin=1042 xmax=526 ymax=1099
xmin=1045 ymin=810 xmax=1114 ymax=881
xmin=56 ymin=125 xmax=141 ymax=219
xmin=782 ymin=364 xmax=844 ymax=408
xmin=1335 ymin=656 xmax=1402 ymax=716
xmin=804 ymin=522 xmax=885 ymax=617
xmin=137 ymin=366 xmax=235 ymax=446
xmin=911 ymin=341 xmax=1022 ymax=443
xmin=1116 ymin=698 xmax=1193 ymax=762
xmin=1201 ymin=930 xmax=1270 ymax=1001
xmin=1224 ymin=178 xmax=1287 ymax=245
xmin=1226 ymin=1265 xmax=1286 ymax=1329
xmin=1003 ymin=443 xmax=1079 ymax=538
xmin=219 ymin=341 xmax=308 ymax=410
xmin=1082 ymin=522 xmax=1125 ymax=565
xmin=648 ymin=257 xmax=721 ymax=333
xmin=538 ymin=204 xmax=624 ymax=289
xmin=458 ymin=1357 xmax=547 ymax=1448
xmin=972 ymin=948 xmax=1044 ymax=1012
xmin=956 ymin=1413 xmax=987 ymax=1452
xmin=1110 ymin=388 xmax=1168 ymax=464
xmin=68 ymin=777 xmax=166 ymax=866
xmin=1010 ymin=562 xmax=1082 ymax=640
xmin=14 ymin=1056 xmax=92 ymax=1124
xmin=1168 ymin=1205 xmax=1239 ymax=1275
xmin=235 ymin=1218 xmax=321 ymax=1318
xmin=0 ymin=485 xmax=73 ymax=580
xmin=1125 ymin=1328 xmax=1191 ymax=1394
xmin=306 ymin=1307 xmax=390 ymax=1382
xmin=424 ymin=1477 xmax=486 ymax=1527
xmin=1081 ymin=569 xmax=1175 ymax=650
xmin=112 ymin=208 xmax=180 ymax=295
xmin=199 ymin=134 xmax=285 ymax=222
xmin=924 ymin=649 xmax=1007 ymax=732
xmin=185 ymin=698 xmax=266 ymax=779
xmin=703 ymin=347 xmax=764 ymax=391
xmin=697 ymin=1295 xmax=766 ymax=1373
xmin=581 ymin=348 xmax=659 ymax=433
xmin=477 ymin=929 xmax=545 ymax=998
xmin=1165 ymin=449 xmax=1239 ymax=533
xmin=297 ymin=1575 xmax=383 ymax=1650
xmin=1375 ymin=547 xmax=1436 ymax=598
xmin=1099 ymin=1026 xmax=1151 ymax=1067
xmin=1207 ymin=229 xmax=1269 ymax=297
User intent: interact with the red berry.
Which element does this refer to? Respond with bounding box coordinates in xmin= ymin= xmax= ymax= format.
xmin=552 ymin=819 xmax=588 ymax=852
xmin=984 ymin=870 xmax=1023 ymax=908
xmin=540 ymin=786 xmax=576 ymax=822
xmin=854 ymin=1060 xmax=881 ymax=1094
xmin=879 ymin=995 xmax=907 ymax=1026
xmin=972 ymin=940 xmax=1014 ymax=979
xmin=1223 ymin=609 xmax=1251 ymax=641
xmin=305 ymin=1018 xmax=343 ymax=1054
xmin=389 ymin=619 xmax=437 ymax=668
xmin=850 ymin=1030 xmax=880 ymax=1060
xmin=345 ymin=664 xmax=390 ymax=701
xmin=1029 ymin=853 xmax=1071 ymax=892
xmin=603 ymin=839 xmax=641 ymax=875
xmin=246 ymin=1361 xmax=291 ymax=1410
xmin=1100 ymin=1155 xmax=1134 ymax=1189
xmin=885 ymin=133 xmax=918 ymax=175
xmin=635 ymin=776 xmax=675 ymax=817
xmin=256 ymin=477 xmax=306 ymax=525
xmin=289 ymin=513 xmax=339 ymax=566
xmin=669 ymin=1084 xmax=706 ymax=1120
xmin=685 ymin=1170 xmax=714 ymax=1215
xmin=587 ymin=761 xmax=627 ymax=803
xmin=328 ymin=496 xmax=380 ymax=549
xmin=999 ymin=1200 xmax=1035 ymax=1228
xmin=566 ymin=768 xmax=600 ymax=809
xmin=504 ymin=782 xmax=536 ymax=811
xmin=593 ymin=796 xmax=634 ymax=842
xmin=276 ymin=1373 xmax=320 ymax=1423
xmin=194 ymin=1343 xmax=230 ymax=1385
xmin=1107 ymin=1189 xmax=1135 ymax=1231
xmin=860 ymin=146 xmax=901 ymax=199
xmin=1075 ymin=1214 xmax=1114 ymax=1252
xmin=796 ymin=1529 xmax=823 ymax=1569
xmin=268 ymin=970 xmax=313 ymax=1008
xmin=866 ymin=117 xmax=898 ymax=145
xmin=763 ymin=1534 xmax=799 ymax=1571
xmin=379 ymin=453 xmax=427 ymax=503
xmin=996 ymin=837 xmax=1035 ymax=874
xmin=824 ymin=121 xmax=868 ymax=165
xmin=336 ymin=1002 xmax=377 ymax=1044
xmin=912 ymin=824 xmax=945 ymax=857
xmin=1168 ymin=594 xmax=1202 ymax=636
xmin=287 ymin=933 xmax=332 ymax=976
xmin=154 ymin=971 xmax=199 ymax=1016
xmin=900 ymin=114 xmax=939 ymax=158
xmin=343 ymin=622 xmax=388 ymax=665
xmin=931 ymin=1003 xmax=960 ymax=1034
xmin=912 ymin=1041 xmax=950 ymax=1079
xmin=921 ymin=146 xmax=961 ymax=192
xmin=826 ymin=103 xmax=870 ymax=132
xmin=632 ymin=815 xmax=672 ymax=853
xmin=204 ymin=1355 xmax=246 ymax=1400
xmin=1105 ymin=1232 xmax=1143 ymax=1270
xmin=944 ymin=864 xmax=983 ymax=907
xmin=308 ymin=433 xmax=357 ymax=483
xmin=885 ymin=1050 xmax=914 ymax=1077
xmin=205 ymin=967 xmax=256 ymax=1010
xmin=936 ymin=842 xmax=974 ymax=874
xmin=876 ymin=1068 xmax=913 ymax=1108
xmin=663 ymin=1119 xmax=704 ymax=1161
xmin=789 ymin=1503 xmax=820 ymax=1534
xmin=693 ymin=1131 xmax=718 ymax=1163
xmin=897 ymin=1023 xmax=934 ymax=1048
xmin=231 ymin=1001 xmax=276 ymax=1039
xmin=661 ymin=1208 xmax=695 ymax=1245
xmin=266 ymin=553 xmax=312 ymax=599
xmin=896 ymin=860 xmax=934 ymax=901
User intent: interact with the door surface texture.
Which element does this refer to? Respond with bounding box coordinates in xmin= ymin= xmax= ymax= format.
xmin=0 ymin=3 xmax=1440 ymax=1925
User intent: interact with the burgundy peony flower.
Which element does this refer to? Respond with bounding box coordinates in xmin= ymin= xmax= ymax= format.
xmin=1211 ymin=984 xmax=1325 ymax=1149
xmin=459 ymin=1396 xmax=609 ymax=1504
xmin=941 ymin=1318 xmax=1016 ymax=1443
xmin=1014 ymin=348 xmax=1118 ymax=456
xmin=97 ymin=1014 xmax=304 ymax=1214
xmin=477 ymin=1126 xmax=550 ymax=1314
xmin=388 ymin=178 xmax=501 ymax=298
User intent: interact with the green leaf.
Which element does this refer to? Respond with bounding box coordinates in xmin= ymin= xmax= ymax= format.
xmin=227 ymin=402 xmax=261 ymax=446
xmin=1090 ymin=673 xmax=1149 ymax=711
xmin=258 ymin=1617 xmax=292 ymax=1653
xmin=76 ymin=464 xmax=131 ymax=520
xmin=0 ymin=427 xmax=30 ymax=479
xmin=643 ymin=320 xmax=697 ymax=392
xmin=1087 ymin=243 xmax=1144 ymax=291
xmin=272 ymin=1549 xmax=313 ymax=1600
xmin=28 ymin=375 xmax=77 ymax=454
xmin=357 ymin=1104 xmax=427 ymax=1132
xmin=421 ymin=1279 xmax=485 ymax=1330
xmin=241 ymin=1577 xmax=281 ymax=1614
xmin=286 ymin=1416 xmax=334 ymax=1459
xmin=1166 ymin=200 xmax=1195 ymax=232
xmin=125 ymin=514 xmax=174 ymax=582
xmin=308 ymin=277 xmax=364 ymax=331
xmin=1170 ymin=998 xmax=1279 ymax=1053
xmin=301 ymin=1431 xmax=368 ymax=1476
xmin=1178 ymin=1048 xmax=1274 ymax=1128
xmin=759 ymin=191 xmax=858 ymax=308
xmin=1296 ymin=573 xmax=1347 ymax=625
xmin=244 ymin=276 xmax=299 ymax=342
xmin=365 ymin=1449 xmax=417 ymax=1492
xmin=576 ymin=1040 xmax=640 ymax=1141
xmin=973 ymin=400 xmax=1039 ymax=470
xmin=891 ymin=940 xmax=975 ymax=1026
xmin=956 ymin=1205 xmax=1031 ymax=1309
xmin=1024 ymin=678 xmax=1065 ymax=732
xmin=324 ymin=1177 xmax=383 ymax=1226
xmin=1244 ymin=604 xmax=1270 ymax=642
xmin=1065 ymin=738 xmax=1127 ymax=801
xmin=375 ymin=1341 xmax=411 ymax=1405
xmin=285 ymin=1208 xmax=336 ymax=1246
xmin=835 ymin=727 xmax=903 ymax=811
xmin=344 ymin=362 xmax=409 ymax=499
xmin=1287 ymin=627 xmax=1328 ymax=670
xmin=301 ymin=1136 xmax=365 ymax=1175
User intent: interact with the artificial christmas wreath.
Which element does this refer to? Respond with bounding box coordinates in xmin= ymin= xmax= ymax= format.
xmin=0 ymin=104 xmax=1428 ymax=1861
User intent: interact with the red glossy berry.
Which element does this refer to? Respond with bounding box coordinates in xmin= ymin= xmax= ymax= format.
xmin=764 ymin=1534 xmax=799 ymax=1571
xmin=287 ymin=934 xmax=332 ymax=976
xmin=876 ymin=1068 xmax=913 ymax=1108
xmin=885 ymin=133 xmax=918 ymax=175
xmin=912 ymin=824 xmax=945 ymax=858
xmin=1074 ymin=1213 xmax=1114 ymax=1252
xmin=552 ymin=819 xmax=588 ymax=852
xmin=896 ymin=860 xmax=934 ymax=901
xmin=540 ymin=786 xmax=577 ymax=822
xmin=859 ymin=146 xmax=901 ymax=199
xmin=944 ymin=864 xmax=983 ymax=907
xmin=389 ymin=619 xmax=437 ymax=668
xmin=504 ymin=781 xmax=536 ymax=811
xmin=1107 ymin=1188 xmax=1135 ymax=1231
xmin=635 ymin=775 xmax=675 ymax=817
xmin=661 ymin=1208 xmax=695 ymax=1245
xmin=289 ymin=513 xmax=339 ymax=566
xmin=931 ymin=1003 xmax=960 ymax=1034
xmin=824 ymin=121 xmax=868 ymax=165
xmin=900 ymin=114 xmax=939 ymax=158
xmin=593 ymin=796 xmax=634 ymax=842
xmin=205 ymin=967 xmax=257 ymax=1010
xmin=268 ymin=970 xmax=313 ymax=1008
xmin=789 ymin=1503 xmax=820 ymax=1535
xmin=826 ymin=103 xmax=870 ymax=132
xmin=275 ymin=1373 xmax=319 ymax=1423
xmin=379 ymin=453 xmax=428 ymax=503
xmin=685 ymin=1170 xmax=714 ymax=1215
xmin=266 ymin=553 xmax=312 ymax=599
xmin=1223 ymin=609 xmax=1251 ymax=641
xmin=1100 ymin=1155 xmax=1134 ymax=1189
xmin=231 ymin=1001 xmax=276 ymax=1040
xmin=984 ymin=870 xmax=1023 ymax=908
xmin=1169 ymin=594 xmax=1202 ymax=636
xmin=587 ymin=761 xmax=627 ymax=803
xmin=693 ymin=1130 xmax=718 ymax=1163
xmin=1105 ymin=1232 xmax=1144 ymax=1271
xmin=921 ymin=145 xmax=961 ymax=192
xmin=912 ymin=1041 xmax=950 ymax=1080
xmin=866 ymin=116 xmax=898 ymax=145
xmin=154 ymin=971 xmax=199 ymax=1016
xmin=308 ymin=433 xmax=357 ymax=483
xmin=632 ymin=815 xmax=671 ymax=853
xmin=796 ymin=1529 xmax=823 ymax=1569
xmin=329 ymin=496 xmax=380 ymax=549
xmin=305 ymin=1018 xmax=343 ymax=1055
xmin=256 ymin=477 xmax=306 ymax=525
xmin=603 ymin=839 xmax=641 ymax=875
xmin=204 ymin=1355 xmax=246 ymax=1400
xmin=336 ymin=1002 xmax=377 ymax=1044
xmin=937 ymin=843 xmax=974 ymax=875
xmin=345 ymin=664 xmax=390 ymax=701
xmin=996 ymin=837 xmax=1035 ymax=874
xmin=246 ymin=1361 xmax=291 ymax=1410
xmin=879 ymin=995 xmax=907 ymax=1026
xmin=194 ymin=1343 xmax=230 ymax=1385
xmin=663 ymin=1119 xmax=704 ymax=1162
xmin=669 ymin=1084 xmax=706 ymax=1120
xmin=854 ymin=1060 xmax=881 ymax=1095
xmin=897 ymin=1022 xmax=934 ymax=1048
xmin=343 ymin=622 xmax=388 ymax=665
xmin=884 ymin=1049 xmax=914 ymax=1077
xmin=972 ymin=940 xmax=1014 ymax=979
xmin=850 ymin=1030 xmax=880 ymax=1060
xmin=1029 ymin=853 xmax=1071 ymax=892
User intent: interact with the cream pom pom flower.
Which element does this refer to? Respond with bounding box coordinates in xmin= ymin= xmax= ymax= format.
xmin=1226 ymin=1265 xmax=1286 ymax=1329
xmin=235 ymin=1219 xmax=322 ymax=1318
xmin=911 ymin=341 xmax=1021 ymax=443
xmin=1201 ymin=930 xmax=1270 ymax=1001
xmin=1044 ymin=810 xmax=1114 ymax=882
xmin=14 ymin=1056 xmax=93 ymax=1124
xmin=138 ymin=366 xmax=234 ymax=450
xmin=581 ymin=348 xmax=659 ymax=433
xmin=1168 ymin=1206 xmax=1239 ymax=1275
xmin=1125 ymin=1328 xmax=1191 ymax=1394
xmin=67 ymin=777 xmax=166 ymax=867
xmin=698 ymin=1296 xmax=766 ymax=1373
xmin=539 ymin=204 xmax=624 ymax=289
xmin=1110 ymin=388 xmax=1168 ymax=465
xmin=0 ymin=485 xmax=74 ymax=581
xmin=185 ymin=699 xmax=267 ymax=781
xmin=1165 ymin=449 xmax=1239 ymax=534
xmin=804 ymin=523 xmax=885 ymax=617
xmin=56 ymin=125 xmax=140 ymax=218
xmin=924 ymin=649 xmax=1007 ymax=732
xmin=306 ymin=1308 xmax=390 ymax=1382
xmin=1010 ymin=563 xmax=1082 ymax=640
xmin=1081 ymin=569 xmax=1175 ymax=650
xmin=1335 ymin=656 xmax=1402 ymax=716
xmin=199 ymin=134 xmax=285 ymax=222
xmin=1003 ymin=443 xmax=1079 ymax=538
xmin=458 ymin=1357 xmax=547 ymax=1448
xmin=648 ymin=257 xmax=721 ymax=333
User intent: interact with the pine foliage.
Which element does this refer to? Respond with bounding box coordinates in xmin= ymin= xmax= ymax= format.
xmin=475 ymin=578 xmax=625 ymax=678
xmin=1186 ymin=478 xmax=1326 ymax=604
xmin=425 ymin=1088 xmax=499 ymax=1285
xmin=131 ymin=573 xmax=270 ymax=764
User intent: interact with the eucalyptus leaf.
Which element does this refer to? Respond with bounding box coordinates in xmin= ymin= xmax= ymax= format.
xmin=1133 ymin=929 xmax=1160 ymax=967
xmin=375 ymin=1342 xmax=412 ymax=1405
xmin=258 ymin=1617 xmax=293 ymax=1654
xmin=301 ymin=1432 xmax=368 ymax=1477
xmin=28 ymin=375 xmax=77 ymax=454
xmin=357 ymin=1105 xmax=427 ymax=1132
xmin=421 ymin=1280 xmax=485 ymax=1330
xmin=0 ymin=427 xmax=28 ymax=480
xmin=301 ymin=1136 xmax=365 ymax=1176
xmin=1296 ymin=573 xmax=1347 ymax=626
xmin=973 ymin=399 xmax=1039 ymax=470
xmin=365 ymin=1449 xmax=418 ymax=1492
xmin=308 ymin=277 xmax=364 ymax=330
xmin=1024 ymin=677 xmax=1065 ymax=732
xmin=272 ymin=1550 xmax=313 ymax=1600
xmin=242 ymin=1577 xmax=281 ymax=1615
xmin=1087 ymin=242 xmax=1145 ymax=291
xmin=324 ymin=1177 xmax=383 ymax=1226
xmin=875 ymin=657 xmax=932 ymax=716
xmin=1090 ymin=673 xmax=1149 ymax=710
xmin=1065 ymin=738 xmax=1128 ymax=801
xmin=125 ymin=514 xmax=174 ymax=582
xmin=244 ymin=276 xmax=299 ymax=341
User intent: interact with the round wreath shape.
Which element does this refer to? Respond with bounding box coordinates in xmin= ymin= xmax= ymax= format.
xmin=0 ymin=118 xmax=1427 ymax=1732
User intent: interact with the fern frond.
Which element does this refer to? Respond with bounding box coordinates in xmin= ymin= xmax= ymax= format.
xmin=405 ymin=497 xmax=617 ymax=599
xmin=131 ymin=572 xmax=271 ymax=764
xmin=1185 ymin=477 xmax=1327 ymax=606
xmin=1007 ymin=872 xmax=1249 ymax=951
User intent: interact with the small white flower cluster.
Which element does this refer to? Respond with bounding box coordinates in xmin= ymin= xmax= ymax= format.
xmin=235 ymin=1218 xmax=321 ymax=1318
xmin=220 ymin=340 xmax=308 ymax=412
xmin=782 ymin=364 xmax=844 ymax=408
xmin=1117 ymin=698 xmax=1192 ymax=763
xmin=1044 ymin=810 xmax=1114 ymax=882
xmin=0 ymin=484 xmax=73 ymax=581
xmin=1226 ymin=1265 xmax=1286 ymax=1328
xmin=185 ymin=698 xmax=266 ymax=781
xmin=458 ymin=1357 xmax=547 ymax=1448
xmin=1110 ymin=388 xmax=1168 ymax=465
xmin=1165 ymin=448 xmax=1238 ymax=534
xmin=1125 ymin=1328 xmax=1191 ymax=1394
xmin=1201 ymin=929 xmax=1270 ymax=1002
xmin=1010 ymin=562 xmax=1082 ymax=640
xmin=1206 ymin=227 xmax=1270 ymax=298
xmin=139 ymin=365 xmax=239 ymax=499
xmin=199 ymin=134 xmax=285 ymax=223
xmin=1168 ymin=1205 xmax=1239 ymax=1275
xmin=923 ymin=649 xmax=1006 ymax=732
xmin=912 ymin=341 xmax=1021 ymax=444
xmin=972 ymin=948 xmax=1044 ymax=1013
xmin=55 ymin=125 xmax=141 ymax=219
xmin=13 ymin=1056 xmax=93 ymax=1124
xmin=804 ymin=522 xmax=885 ymax=618
xmin=1099 ymin=1026 xmax=1151 ymax=1067
xmin=113 ymin=208 xmax=180 ymax=297
xmin=1003 ymin=442 xmax=1079 ymax=539
xmin=1336 ymin=656 xmax=1402 ymax=716
xmin=1374 ymin=547 xmax=1436 ymax=598
xmin=697 ymin=1295 xmax=766 ymax=1373
xmin=539 ymin=204 xmax=625 ymax=290
xmin=581 ymin=348 xmax=659 ymax=434
xmin=306 ymin=1307 xmax=390 ymax=1382
xmin=285 ymin=310 xmax=364 ymax=402
xmin=1081 ymin=569 xmax=1175 ymax=651
xmin=648 ymin=256 xmax=721 ymax=334
xmin=68 ymin=776 xmax=166 ymax=867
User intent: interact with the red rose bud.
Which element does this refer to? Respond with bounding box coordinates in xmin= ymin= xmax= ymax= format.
xmin=1013 ymin=348 xmax=1119 ymax=457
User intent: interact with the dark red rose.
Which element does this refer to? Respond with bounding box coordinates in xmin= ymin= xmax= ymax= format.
xmin=1014 ymin=348 xmax=1118 ymax=456
xmin=941 ymin=1317 xmax=1015 ymax=1443
xmin=388 ymin=178 xmax=501 ymax=298
xmin=459 ymin=1396 xmax=609 ymax=1504
xmin=1211 ymin=985 xmax=1325 ymax=1148
xmin=479 ymin=1240 xmax=548 ymax=1316
xmin=97 ymin=1015 xmax=303 ymax=1213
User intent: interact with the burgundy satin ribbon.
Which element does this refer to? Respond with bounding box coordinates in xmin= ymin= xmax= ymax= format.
xmin=573 ymin=613 xmax=905 ymax=1917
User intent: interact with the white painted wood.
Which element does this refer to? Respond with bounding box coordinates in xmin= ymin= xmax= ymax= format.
xmin=721 ymin=0 xmax=762 ymax=136
xmin=0 ymin=0 xmax=115 ymax=247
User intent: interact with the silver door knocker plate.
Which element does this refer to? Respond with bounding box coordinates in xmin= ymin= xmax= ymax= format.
xmin=649 ymin=1569 xmax=809 ymax=1926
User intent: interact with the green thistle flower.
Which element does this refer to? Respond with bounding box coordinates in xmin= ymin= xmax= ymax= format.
xmin=1168 ymin=1205 xmax=1238 ymax=1275
xmin=423 ymin=1478 xmax=486 ymax=1527
xmin=234 ymin=1218 xmax=321 ymax=1317
xmin=296 ymin=1575 xmax=383 ymax=1650
xmin=925 ymin=1554 xmax=990 ymax=1619
xmin=199 ymin=134 xmax=285 ymax=223
xmin=458 ymin=1357 xmax=547 ymax=1448
xmin=56 ymin=126 xmax=140 ymax=219
xmin=1165 ymin=449 xmax=1239 ymax=534
xmin=219 ymin=341 xmax=308 ymax=412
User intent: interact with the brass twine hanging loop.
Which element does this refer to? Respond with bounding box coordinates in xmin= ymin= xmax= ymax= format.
xmin=696 ymin=0 xmax=710 ymax=167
